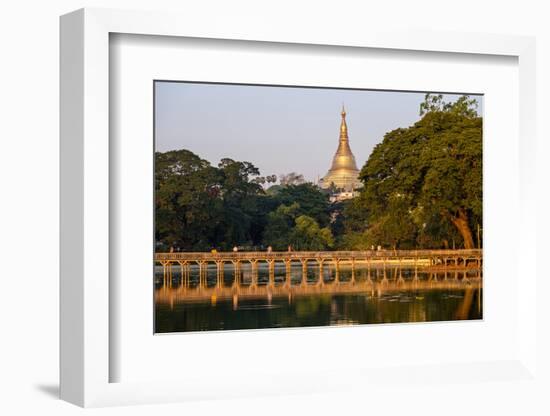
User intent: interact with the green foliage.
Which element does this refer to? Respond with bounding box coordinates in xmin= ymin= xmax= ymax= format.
xmin=260 ymin=183 xmax=332 ymax=250
xmin=155 ymin=150 xmax=271 ymax=251
xmin=262 ymin=205 xmax=334 ymax=251
xmin=155 ymin=151 xmax=332 ymax=251
xmin=279 ymin=172 xmax=305 ymax=186
xmin=216 ymin=158 xmax=266 ymax=249
xmin=419 ymin=93 xmax=479 ymax=117
xmin=273 ymin=183 xmax=330 ymax=227
xmin=345 ymin=94 xmax=482 ymax=249
xmin=262 ymin=203 xmax=301 ymax=250
xmin=155 ymin=94 xmax=481 ymax=252
xmin=290 ymin=215 xmax=334 ymax=251
xmin=155 ymin=150 xmax=224 ymax=251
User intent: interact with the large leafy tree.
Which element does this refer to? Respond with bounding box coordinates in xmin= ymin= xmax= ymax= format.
xmin=262 ymin=203 xmax=301 ymax=250
xmin=262 ymin=203 xmax=333 ymax=251
xmin=347 ymin=94 xmax=482 ymax=249
xmin=289 ymin=215 xmax=334 ymax=251
xmin=217 ymin=158 xmax=266 ymax=249
xmin=155 ymin=151 xmax=269 ymax=250
xmin=273 ymin=183 xmax=331 ymax=227
xmin=155 ymin=150 xmax=223 ymax=250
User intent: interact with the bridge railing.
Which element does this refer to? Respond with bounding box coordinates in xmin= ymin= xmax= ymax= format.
xmin=155 ymin=249 xmax=482 ymax=262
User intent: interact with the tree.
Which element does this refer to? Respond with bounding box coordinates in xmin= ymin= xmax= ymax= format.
xmin=155 ymin=151 xmax=270 ymax=251
xmin=419 ymin=94 xmax=478 ymax=117
xmin=217 ymin=158 xmax=266 ymax=248
xmin=274 ymin=183 xmax=330 ymax=227
xmin=289 ymin=215 xmax=334 ymax=251
xmin=349 ymin=94 xmax=482 ymax=249
xmin=279 ymin=172 xmax=305 ymax=186
xmin=155 ymin=150 xmax=223 ymax=250
xmin=262 ymin=203 xmax=301 ymax=250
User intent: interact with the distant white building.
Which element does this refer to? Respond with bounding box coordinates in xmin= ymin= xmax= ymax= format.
xmin=329 ymin=190 xmax=360 ymax=203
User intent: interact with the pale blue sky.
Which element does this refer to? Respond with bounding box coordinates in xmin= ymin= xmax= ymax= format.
xmin=155 ymin=82 xmax=482 ymax=183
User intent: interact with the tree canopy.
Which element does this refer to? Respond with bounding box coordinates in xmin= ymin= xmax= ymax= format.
xmin=343 ymin=94 xmax=482 ymax=249
xmin=155 ymin=150 xmax=271 ymax=251
xmin=155 ymin=151 xmax=332 ymax=251
xmin=155 ymin=94 xmax=482 ymax=252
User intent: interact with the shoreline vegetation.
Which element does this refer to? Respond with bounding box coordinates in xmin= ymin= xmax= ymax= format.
xmin=155 ymin=94 xmax=482 ymax=253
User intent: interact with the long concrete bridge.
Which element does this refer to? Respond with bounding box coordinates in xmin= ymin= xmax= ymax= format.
xmin=155 ymin=249 xmax=482 ymax=287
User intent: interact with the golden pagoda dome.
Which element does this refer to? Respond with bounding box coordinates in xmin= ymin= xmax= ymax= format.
xmin=320 ymin=105 xmax=362 ymax=192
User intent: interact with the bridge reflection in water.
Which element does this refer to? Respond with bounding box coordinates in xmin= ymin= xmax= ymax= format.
xmin=154 ymin=250 xmax=482 ymax=332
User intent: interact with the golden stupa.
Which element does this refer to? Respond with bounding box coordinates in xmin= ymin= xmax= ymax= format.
xmin=320 ymin=106 xmax=362 ymax=191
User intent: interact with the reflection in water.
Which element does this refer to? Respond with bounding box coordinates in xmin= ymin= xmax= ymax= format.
xmin=154 ymin=263 xmax=482 ymax=333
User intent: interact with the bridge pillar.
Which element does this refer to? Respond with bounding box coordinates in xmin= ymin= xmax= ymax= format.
xmin=268 ymin=260 xmax=275 ymax=286
xmin=366 ymin=258 xmax=372 ymax=282
xmin=301 ymin=260 xmax=308 ymax=286
xmin=397 ymin=266 xmax=404 ymax=283
xmin=178 ymin=261 xmax=186 ymax=287
xmin=167 ymin=262 xmax=173 ymax=287
xmin=161 ymin=261 xmax=166 ymax=285
xmin=334 ymin=259 xmax=340 ymax=283
xmin=251 ymin=260 xmax=258 ymax=286
xmin=351 ymin=258 xmax=356 ymax=284
xmin=198 ymin=261 xmax=206 ymax=287
xmin=284 ymin=260 xmax=291 ymax=287
xmin=216 ymin=261 xmax=224 ymax=287
xmin=233 ymin=261 xmax=241 ymax=287
xmin=318 ymin=259 xmax=324 ymax=285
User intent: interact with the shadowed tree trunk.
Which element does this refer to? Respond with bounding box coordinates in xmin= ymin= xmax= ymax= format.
xmin=449 ymin=208 xmax=475 ymax=249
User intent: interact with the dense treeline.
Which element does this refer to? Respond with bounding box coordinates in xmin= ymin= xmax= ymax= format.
xmin=342 ymin=94 xmax=482 ymax=249
xmin=155 ymin=151 xmax=333 ymax=251
xmin=155 ymin=94 xmax=482 ymax=251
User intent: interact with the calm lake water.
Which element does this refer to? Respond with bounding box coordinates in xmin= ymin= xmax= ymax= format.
xmin=154 ymin=263 xmax=482 ymax=333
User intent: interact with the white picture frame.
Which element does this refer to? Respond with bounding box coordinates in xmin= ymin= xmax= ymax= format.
xmin=60 ymin=7 xmax=538 ymax=408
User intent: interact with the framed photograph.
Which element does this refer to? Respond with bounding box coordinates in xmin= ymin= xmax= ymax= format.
xmin=152 ymin=81 xmax=483 ymax=334
xmin=60 ymin=8 xmax=538 ymax=408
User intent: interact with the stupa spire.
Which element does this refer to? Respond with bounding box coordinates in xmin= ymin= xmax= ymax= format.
xmin=320 ymin=105 xmax=362 ymax=193
xmin=340 ymin=104 xmax=348 ymax=140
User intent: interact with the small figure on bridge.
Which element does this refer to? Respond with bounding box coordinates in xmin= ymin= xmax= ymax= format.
xmin=211 ymin=248 xmax=218 ymax=254
xmin=288 ymin=245 xmax=293 ymax=252
xmin=267 ymin=246 xmax=273 ymax=253
xmin=233 ymin=246 xmax=238 ymax=252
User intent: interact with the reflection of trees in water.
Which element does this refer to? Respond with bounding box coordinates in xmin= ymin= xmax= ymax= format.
xmin=154 ymin=263 xmax=482 ymax=332
xmin=329 ymin=289 xmax=481 ymax=326
xmin=155 ymin=286 xmax=482 ymax=333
